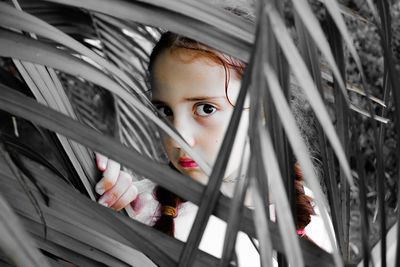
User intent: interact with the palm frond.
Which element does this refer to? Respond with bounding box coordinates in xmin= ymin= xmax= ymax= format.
xmin=0 ymin=0 xmax=398 ymax=266
xmin=0 ymin=144 xmax=50 ymax=267
xmin=267 ymin=5 xmax=354 ymax=188
xmin=0 ymin=71 xmax=335 ymax=266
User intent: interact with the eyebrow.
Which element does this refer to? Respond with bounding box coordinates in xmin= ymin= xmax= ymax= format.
xmin=184 ymin=96 xmax=225 ymax=101
xmin=151 ymin=100 xmax=166 ymax=105
xmin=152 ymin=96 xmax=225 ymax=104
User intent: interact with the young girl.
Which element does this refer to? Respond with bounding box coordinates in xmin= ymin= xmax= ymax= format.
xmin=94 ymin=31 xmax=332 ymax=265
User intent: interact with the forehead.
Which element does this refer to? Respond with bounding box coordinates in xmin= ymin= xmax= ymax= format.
xmin=151 ymin=48 xmax=229 ymax=100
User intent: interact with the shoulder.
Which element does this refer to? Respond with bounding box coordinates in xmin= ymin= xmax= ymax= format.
xmin=304 ymin=187 xmax=335 ymax=252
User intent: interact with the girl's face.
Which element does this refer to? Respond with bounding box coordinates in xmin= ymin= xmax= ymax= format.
xmin=151 ymin=48 xmax=248 ymax=185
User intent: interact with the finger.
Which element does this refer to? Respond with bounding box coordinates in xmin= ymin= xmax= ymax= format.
xmin=111 ymin=184 xmax=138 ymax=211
xmin=95 ymin=153 xmax=108 ymax=172
xmin=98 ymin=171 xmax=131 ymax=208
xmin=95 ymin=159 xmax=121 ymax=195
xmin=124 ymin=203 xmax=136 ymax=218
xmin=131 ymin=192 xmax=154 ymax=213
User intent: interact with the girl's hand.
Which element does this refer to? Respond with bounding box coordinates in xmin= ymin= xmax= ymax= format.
xmin=95 ymin=153 xmax=138 ymax=211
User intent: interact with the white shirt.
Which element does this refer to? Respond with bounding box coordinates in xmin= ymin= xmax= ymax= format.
xmin=127 ymin=180 xmax=333 ymax=266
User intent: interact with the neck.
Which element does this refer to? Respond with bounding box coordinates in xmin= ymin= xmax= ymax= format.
xmin=220 ymin=171 xmax=254 ymax=207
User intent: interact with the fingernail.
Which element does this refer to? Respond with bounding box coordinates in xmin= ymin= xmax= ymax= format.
xmin=97 ymin=158 xmax=107 ymax=171
xmin=95 ymin=183 xmax=105 ymax=195
xmin=98 ymin=197 xmax=108 ymax=207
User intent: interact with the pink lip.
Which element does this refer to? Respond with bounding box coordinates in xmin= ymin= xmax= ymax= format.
xmin=178 ymin=158 xmax=198 ymax=168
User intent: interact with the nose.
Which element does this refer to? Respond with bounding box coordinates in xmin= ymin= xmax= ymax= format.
xmin=173 ymin=116 xmax=196 ymax=148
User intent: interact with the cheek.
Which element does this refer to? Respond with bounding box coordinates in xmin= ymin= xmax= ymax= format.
xmin=226 ymin=111 xmax=249 ymax=171
xmin=161 ymin=134 xmax=174 ymax=155
xmin=202 ymin=116 xmax=231 ymax=159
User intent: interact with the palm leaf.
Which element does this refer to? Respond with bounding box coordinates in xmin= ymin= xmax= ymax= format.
xmin=267 ymin=5 xmax=354 ymax=188
xmin=288 ymin=0 xmax=347 ymax=100
xmin=178 ymin=34 xmax=251 ymax=267
xmin=325 ymin=14 xmax=351 ymax=260
xmin=322 ymin=0 xmax=369 ymax=96
xmin=0 ymin=193 xmax=50 ymax=267
xmin=0 ymin=27 xmax=211 ymax=174
xmin=219 ymin=141 xmax=250 ymax=267
xmin=0 ymin=152 xmax=220 ymax=267
xmin=257 ymin=122 xmax=305 ymax=267
xmin=0 ymin=144 xmax=50 ymax=267
xmin=0 ymin=74 xmax=335 ymax=267
xmin=42 ymin=0 xmax=253 ymax=61
xmin=250 ymin=167 xmax=274 ymax=267
xmin=1 ymin=0 xmax=397 ymax=266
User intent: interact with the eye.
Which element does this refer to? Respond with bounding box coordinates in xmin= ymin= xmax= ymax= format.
xmin=156 ymin=105 xmax=173 ymax=118
xmin=195 ymin=104 xmax=217 ymax=117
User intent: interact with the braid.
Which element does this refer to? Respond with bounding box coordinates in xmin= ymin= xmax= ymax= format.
xmin=294 ymin=164 xmax=316 ymax=242
xmin=152 ymin=163 xmax=315 ymax=241
xmin=152 ymin=186 xmax=181 ymax=236
xmin=152 ymin=163 xmax=184 ymax=236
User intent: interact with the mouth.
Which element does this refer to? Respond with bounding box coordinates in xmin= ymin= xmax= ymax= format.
xmin=177 ymin=157 xmax=198 ymax=169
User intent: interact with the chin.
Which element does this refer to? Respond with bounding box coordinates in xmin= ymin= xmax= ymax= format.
xmin=170 ymin=161 xmax=208 ymax=185
xmin=182 ymin=169 xmax=208 ymax=185
xmin=192 ymin=174 xmax=209 ymax=185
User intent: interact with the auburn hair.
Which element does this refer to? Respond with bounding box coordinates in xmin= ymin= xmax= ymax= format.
xmin=152 ymin=185 xmax=182 ymax=236
xmin=148 ymin=31 xmax=245 ymax=107
xmin=294 ymin=164 xmax=316 ymax=242
xmin=149 ymin=32 xmax=315 ymax=239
